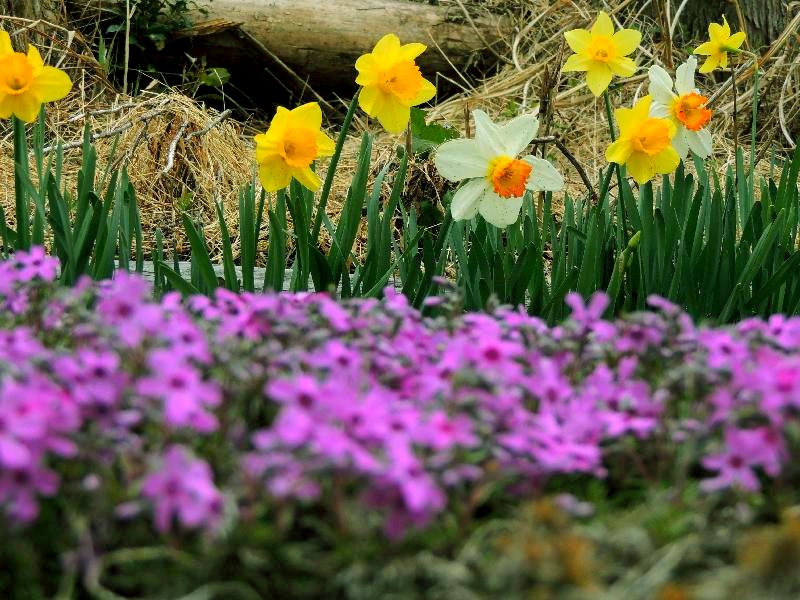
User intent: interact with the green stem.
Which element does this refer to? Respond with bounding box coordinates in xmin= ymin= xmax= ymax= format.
xmin=749 ymin=59 xmax=760 ymax=177
xmin=603 ymin=90 xmax=628 ymax=237
xmin=311 ymin=89 xmax=361 ymax=244
xmin=603 ymin=90 xmax=617 ymax=142
xmin=12 ymin=116 xmax=30 ymax=250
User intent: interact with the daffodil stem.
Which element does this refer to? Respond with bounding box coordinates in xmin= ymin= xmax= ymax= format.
xmin=12 ymin=116 xmax=30 ymax=250
xmin=603 ymin=90 xmax=629 ymax=237
xmin=311 ymin=89 xmax=361 ymax=244
xmin=749 ymin=62 xmax=760 ymax=177
xmin=731 ymin=66 xmax=740 ymax=184
xmin=603 ymin=91 xmax=617 ymax=142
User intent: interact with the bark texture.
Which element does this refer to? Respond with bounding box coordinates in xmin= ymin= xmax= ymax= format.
xmin=673 ymin=0 xmax=787 ymax=47
xmin=0 ymin=0 xmax=65 ymax=23
xmin=77 ymin=0 xmax=507 ymax=88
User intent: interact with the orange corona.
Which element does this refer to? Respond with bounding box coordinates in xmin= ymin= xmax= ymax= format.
xmin=672 ymin=93 xmax=712 ymax=132
xmin=486 ymin=156 xmax=533 ymax=198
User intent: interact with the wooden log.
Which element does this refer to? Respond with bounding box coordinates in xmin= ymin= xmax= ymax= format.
xmin=78 ymin=0 xmax=507 ymax=88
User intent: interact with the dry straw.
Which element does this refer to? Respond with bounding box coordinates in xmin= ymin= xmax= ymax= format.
xmin=1 ymin=0 xmax=798 ymax=261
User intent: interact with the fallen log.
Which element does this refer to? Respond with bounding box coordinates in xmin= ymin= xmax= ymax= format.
xmin=76 ymin=0 xmax=507 ymax=88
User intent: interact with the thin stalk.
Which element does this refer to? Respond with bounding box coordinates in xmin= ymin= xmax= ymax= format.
xmin=730 ymin=64 xmax=743 ymax=190
xmin=12 ymin=116 xmax=30 ymax=250
xmin=603 ymin=90 xmax=628 ymax=236
xmin=311 ymin=90 xmax=361 ymax=243
xmin=749 ymin=60 xmax=760 ymax=177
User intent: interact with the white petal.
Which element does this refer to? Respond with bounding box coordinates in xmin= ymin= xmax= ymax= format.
xmin=472 ymin=109 xmax=505 ymax=158
xmin=497 ymin=113 xmax=539 ymax=157
xmin=450 ymin=178 xmax=489 ymax=221
xmin=686 ymin=128 xmax=712 ymax=159
xmin=434 ymin=138 xmax=487 ymax=182
xmin=672 ymin=129 xmax=689 ymax=160
xmin=648 ymin=65 xmax=676 ymax=106
xmin=478 ymin=191 xmax=524 ymax=228
xmin=523 ymin=156 xmax=565 ymax=192
xmin=675 ymin=56 xmax=698 ymax=96
xmin=650 ymin=101 xmax=672 ymax=119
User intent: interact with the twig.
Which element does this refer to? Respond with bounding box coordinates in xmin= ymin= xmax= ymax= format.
xmin=779 ymin=53 xmax=800 ymax=148
xmin=161 ymin=118 xmax=190 ymax=177
xmin=67 ymin=101 xmax=148 ymax=123
xmin=530 ymin=136 xmax=598 ymax=203
xmin=236 ymin=29 xmax=336 ymax=114
xmin=40 ymin=104 xmax=170 ymax=154
xmin=185 ymin=109 xmax=232 ymax=140
xmin=453 ymin=0 xmax=512 ymax=65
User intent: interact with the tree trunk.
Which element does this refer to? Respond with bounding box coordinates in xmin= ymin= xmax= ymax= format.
xmin=77 ymin=0 xmax=507 ymax=89
xmin=0 ymin=0 xmax=65 ymax=23
xmin=673 ymin=0 xmax=787 ymax=48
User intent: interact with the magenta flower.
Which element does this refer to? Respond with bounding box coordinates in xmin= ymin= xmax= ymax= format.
xmin=141 ymin=445 xmax=223 ymax=533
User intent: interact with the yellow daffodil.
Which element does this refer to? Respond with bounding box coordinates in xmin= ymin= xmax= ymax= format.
xmin=0 ymin=31 xmax=72 ymax=122
xmin=693 ymin=16 xmax=746 ymax=73
xmin=562 ymin=11 xmax=641 ymax=97
xmin=605 ymin=96 xmax=680 ymax=185
xmin=435 ymin=110 xmax=564 ymax=228
xmin=254 ymin=102 xmax=335 ymax=193
xmin=355 ymin=33 xmax=436 ymax=134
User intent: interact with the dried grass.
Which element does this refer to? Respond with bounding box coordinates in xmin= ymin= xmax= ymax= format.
xmin=1 ymin=1 xmax=798 ymax=261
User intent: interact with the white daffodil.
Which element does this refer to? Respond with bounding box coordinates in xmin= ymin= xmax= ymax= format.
xmin=434 ymin=110 xmax=564 ymax=228
xmin=647 ymin=56 xmax=713 ymax=160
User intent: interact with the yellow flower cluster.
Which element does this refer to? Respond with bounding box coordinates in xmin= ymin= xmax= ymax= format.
xmin=1 ymin=13 xmax=748 ymax=207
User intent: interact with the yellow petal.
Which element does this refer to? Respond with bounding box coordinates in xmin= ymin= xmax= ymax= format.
xmin=254 ymin=133 xmax=279 ymax=164
xmin=631 ymin=95 xmax=653 ymax=120
xmin=606 ymin=139 xmax=632 ymax=164
xmin=591 ymin=11 xmax=615 ymax=38
xmin=651 ymin=146 xmax=680 ymax=176
xmin=26 ymin=44 xmax=44 ymax=71
xmin=0 ymin=31 xmax=13 ymax=56
xmin=355 ymin=54 xmax=377 ymax=84
xmin=709 ymin=18 xmax=730 ymax=43
xmin=316 ymin=131 xmax=336 ymax=156
xmin=719 ymin=52 xmax=729 ymax=70
xmin=292 ymin=166 xmax=322 ymax=192
xmin=32 ymin=66 xmax=72 ymax=103
xmin=358 ymin=84 xmax=386 ymax=116
xmin=585 ymin=63 xmax=613 ymax=96
xmin=608 ymin=56 xmax=636 ymax=77
xmin=398 ymin=42 xmax=427 ymax=62
xmin=269 ymin=106 xmax=291 ymax=135
xmin=693 ymin=41 xmax=717 ymax=56
xmin=375 ymin=97 xmax=411 ymax=134
xmin=564 ymin=28 xmax=591 ymax=53
xmin=726 ymin=31 xmax=746 ymax=50
xmin=371 ymin=33 xmax=401 ymax=60
xmin=612 ymin=29 xmax=641 ymax=56
xmin=258 ymin=158 xmax=292 ymax=192
xmin=562 ymin=53 xmax=592 ymax=72
xmin=412 ymin=77 xmax=436 ymax=106
xmin=699 ymin=54 xmax=720 ymax=73
xmin=626 ymin=152 xmax=654 ymax=184
xmin=0 ymin=92 xmax=42 ymax=122
xmin=614 ymin=107 xmax=641 ymax=136
xmin=289 ymin=102 xmax=322 ymax=130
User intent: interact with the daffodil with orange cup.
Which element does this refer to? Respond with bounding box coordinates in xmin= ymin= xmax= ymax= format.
xmin=434 ymin=110 xmax=564 ymax=228
xmin=648 ymin=56 xmax=713 ymax=159
xmin=605 ymin=96 xmax=680 ymax=185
